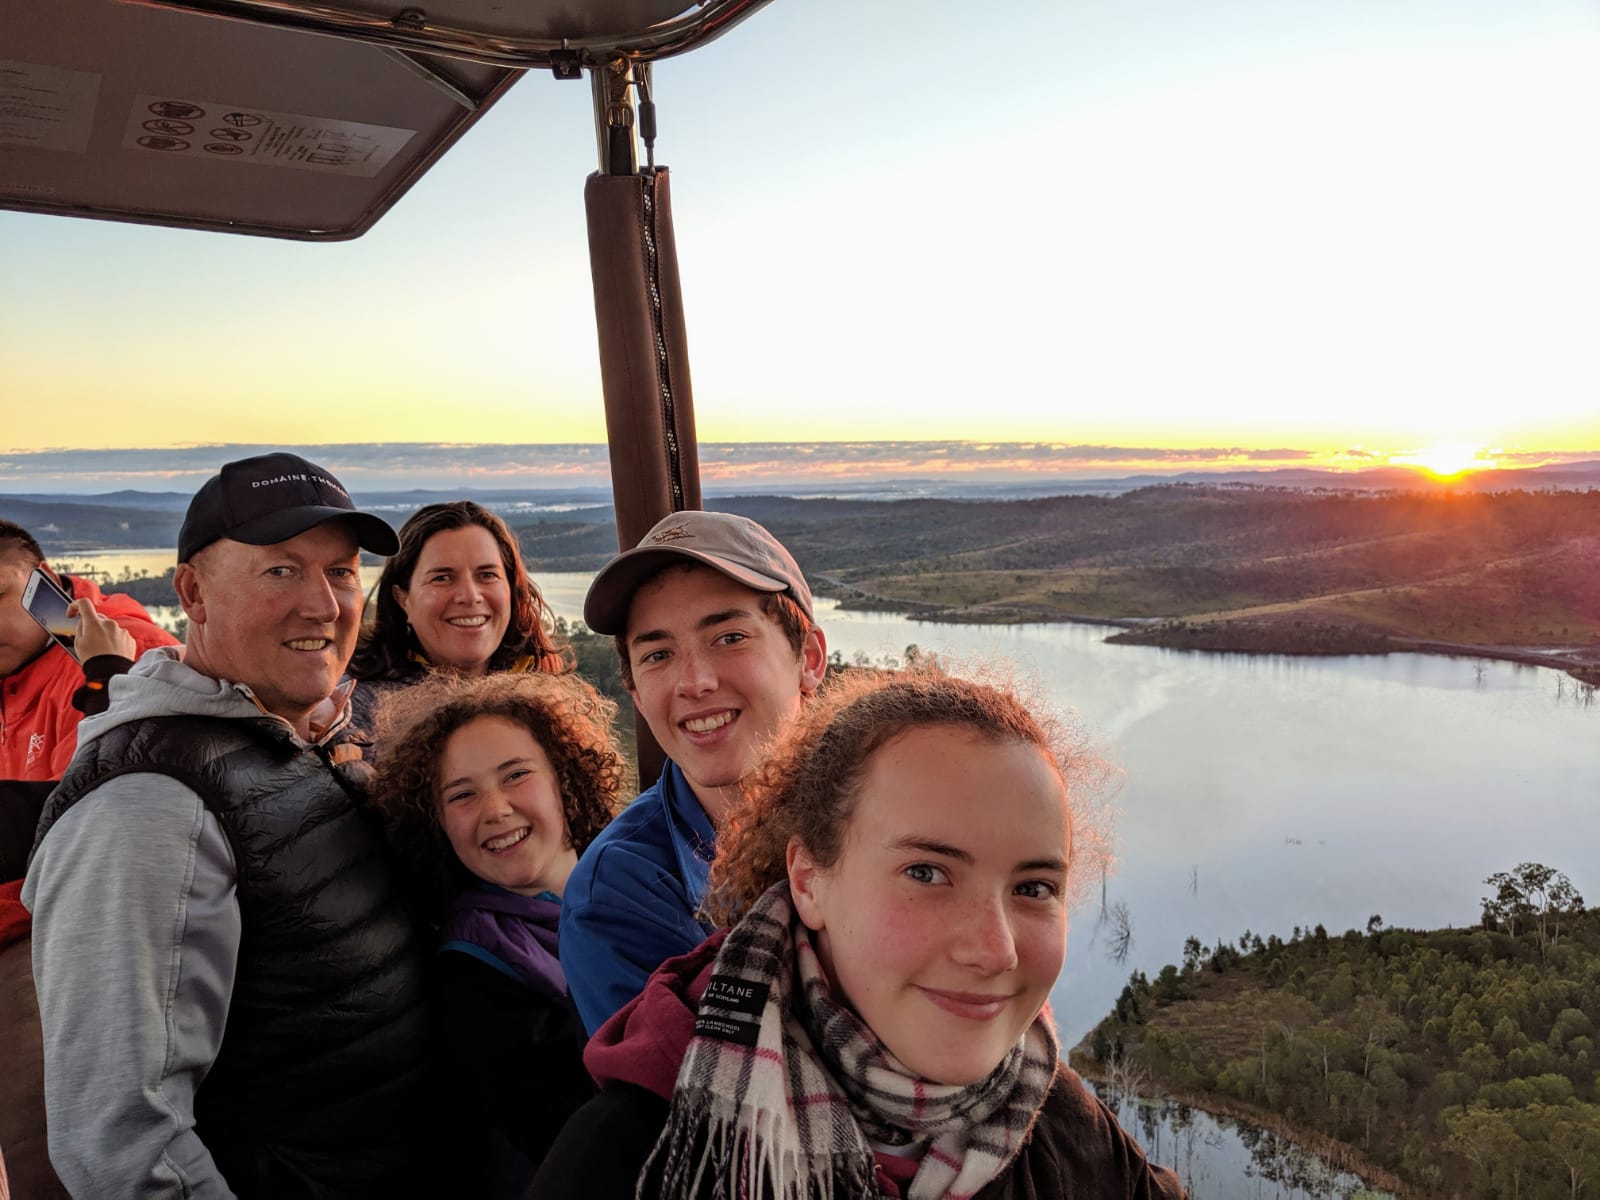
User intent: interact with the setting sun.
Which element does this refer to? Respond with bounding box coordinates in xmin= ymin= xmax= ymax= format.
xmin=1391 ymin=444 xmax=1496 ymax=479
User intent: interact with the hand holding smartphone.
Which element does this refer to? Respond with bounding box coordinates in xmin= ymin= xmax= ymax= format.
xmin=21 ymin=568 xmax=81 ymax=662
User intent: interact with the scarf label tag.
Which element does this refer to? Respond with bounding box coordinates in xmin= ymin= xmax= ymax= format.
xmin=693 ymin=1012 xmax=761 ymax=1047
xmin=694 ymin=974 xmax=771 ymax=1047
xmin=703 ymin=974 xmax=769 ymax=1018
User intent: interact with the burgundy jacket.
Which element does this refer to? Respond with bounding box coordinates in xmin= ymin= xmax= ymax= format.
xmin=532 ymin=931 xmax=1186 ymax=1199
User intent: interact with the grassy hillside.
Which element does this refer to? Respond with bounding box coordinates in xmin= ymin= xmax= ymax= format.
xmin=809 ymin=488 xmax=1600 ymax=643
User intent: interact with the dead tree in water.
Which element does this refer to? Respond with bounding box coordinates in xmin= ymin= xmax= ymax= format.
xmin=1103 ymin=1044 xmax=1151 ymax=1106
xmin=1101 ymin=901 xmax=1134 ymax=965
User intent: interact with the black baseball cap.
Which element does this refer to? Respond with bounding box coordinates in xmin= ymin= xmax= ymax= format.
xmin=584 ymin=510 xmax=813 ymax=635
xmin=177 ymin=452 xmax=399 ymax=562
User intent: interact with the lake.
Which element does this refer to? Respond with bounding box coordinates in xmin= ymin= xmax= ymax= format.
xmin=68 ymin=553 xmax=1598 ymax=1195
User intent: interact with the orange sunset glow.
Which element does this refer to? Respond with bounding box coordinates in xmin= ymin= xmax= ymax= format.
xmin=1388 ymin=446 xmax=1500 ymax=480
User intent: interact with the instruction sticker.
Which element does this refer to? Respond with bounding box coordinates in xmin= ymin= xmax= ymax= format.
xmin=0 ymin=60 xmax=101 ymax=153
xmin=123 ymin=95 xmax=415 ymax=177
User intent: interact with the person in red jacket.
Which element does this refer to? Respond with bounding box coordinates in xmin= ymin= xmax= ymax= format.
xmin=0 ymin=524 xmax=100 ymax=1198
xmin=0 ymin=520 xmax=178 ymax=783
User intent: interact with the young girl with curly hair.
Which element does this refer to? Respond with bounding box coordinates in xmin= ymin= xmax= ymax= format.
xmin=531 ymin=666 xmax=1183 ymax=1199
xmin=369 ymin=671 xmax=624 ymax=1196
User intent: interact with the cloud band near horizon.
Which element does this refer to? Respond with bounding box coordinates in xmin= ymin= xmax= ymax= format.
xmin=0 ymin=441 xmax=1594 ymax=493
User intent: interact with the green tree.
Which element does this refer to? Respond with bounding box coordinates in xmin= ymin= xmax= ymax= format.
xmin=1458 ymin=1042 xmax=1501 ymax=1087
xmin=1537 ymin=1100 xmax=1600 ymax=1200
xmin=1181 ymin=935 xmax=1204 ymax=974
xmin=1445 ymin=1105 xmax=1527 ymax=1199
xmin=1483 ymin=863 xmax=1586 ymax=955
xmin=1551 ymin=1008 xmax=1595 ymax=1054
xmin=1153 ymin=963 xmax=1189 ymax=1004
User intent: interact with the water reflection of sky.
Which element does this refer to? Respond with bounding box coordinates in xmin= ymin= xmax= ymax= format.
xmin=1095 ymin=1089 xmax=1396 ymax=1200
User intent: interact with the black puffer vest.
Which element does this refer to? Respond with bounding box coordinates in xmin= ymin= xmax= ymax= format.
xmin=35 ymin=713 xmax=431 ymax=1198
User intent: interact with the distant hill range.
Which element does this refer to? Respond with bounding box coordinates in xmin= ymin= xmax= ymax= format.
xmin=4 ymin=470 xmax=1597 ymax=673
xmin=3 ymin=459 xmax=1598 ymax=553
xmin=482 ymin=483 xmax=1600 ymax=672
xmin=0 ymin=489 xmax=618 ymax=553
xmin=1096 ymin=459 xmax=1600 ymax=493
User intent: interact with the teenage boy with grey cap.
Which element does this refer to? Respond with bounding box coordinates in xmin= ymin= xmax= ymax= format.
xmin=562 ymin=511 xmax=827 ymax=1033
xmin=25 ymin=452 xmax=432 ymax=1197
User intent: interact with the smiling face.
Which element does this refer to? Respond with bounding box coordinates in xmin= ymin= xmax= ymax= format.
xmin=435 ymin=714 xmax=577 ymax=897
xmin=0 ymin=552 xmax=52 ymax=677
xmin=624 ymin=565 xmax=826 ymax=819
xmin=176 ymin=522 xmax=363 ymax=738
xmin=788 ymin=724 xmax=1071 ymax=1085
xmin=394 ymin=524 xmax=513 ymax=675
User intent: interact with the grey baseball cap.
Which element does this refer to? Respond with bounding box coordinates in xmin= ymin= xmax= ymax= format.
xmin=583 ymin=511 xmax=814 ymax=635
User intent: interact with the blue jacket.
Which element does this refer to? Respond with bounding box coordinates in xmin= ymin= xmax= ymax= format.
xmin=560 ymin=761 xmax=718 ymax=1034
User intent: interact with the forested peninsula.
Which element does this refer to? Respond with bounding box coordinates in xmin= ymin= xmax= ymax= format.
xmin=1074 ymin=864 xmax=1600 ymax=1198
xmin=518 ymin=485 xmax=1600 ymax=679
xmin=771 ymin=485 xmax=1600 ymax=682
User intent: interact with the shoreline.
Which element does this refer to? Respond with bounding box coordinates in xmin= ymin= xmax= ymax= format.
xmin=1069 ymin=1056 xmax=1410 ymax=1198
xmin=821 ymin=586 xmax=1600 ymax=685
xmin=1387 ymin=635 xmax=1600 ymax=683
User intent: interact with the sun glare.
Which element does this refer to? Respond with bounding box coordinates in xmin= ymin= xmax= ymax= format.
xmin=1393 ymin=444 xmax=1496 ymax=479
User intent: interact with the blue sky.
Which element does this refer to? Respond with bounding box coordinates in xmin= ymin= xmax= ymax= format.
xmin=4 ymin=0 xmax=1599 ymax=474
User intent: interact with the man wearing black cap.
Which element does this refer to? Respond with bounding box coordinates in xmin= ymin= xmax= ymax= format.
xmin=562 ymin=511 xmax=827 ymax=1033
xmin=24 ymin=453 xmax=430 ymax=1197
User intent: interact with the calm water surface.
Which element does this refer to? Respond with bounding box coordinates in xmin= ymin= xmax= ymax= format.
xmin=1092 ymin=1090 xmax=1396 ymax=1200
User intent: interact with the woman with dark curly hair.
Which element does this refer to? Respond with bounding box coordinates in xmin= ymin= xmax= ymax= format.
xmin=369 ymin=670 xmax=623 ymax=1196
xmin=346 ymin=500 xmax=571 ymax=733
xmin=532 ymin=666 xmax=1184 ymax=1200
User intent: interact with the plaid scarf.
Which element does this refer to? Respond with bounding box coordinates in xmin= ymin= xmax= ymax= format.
xmin=642 ymin=883 xmax=1059 ymax=1200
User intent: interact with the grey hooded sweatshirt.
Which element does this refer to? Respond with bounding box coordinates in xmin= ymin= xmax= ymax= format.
xmin=23 ymin=648 xmax=336 ymax=1198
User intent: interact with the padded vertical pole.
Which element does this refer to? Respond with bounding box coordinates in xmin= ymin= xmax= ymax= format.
xmin=585 ymin=166 xmax=702 ymax=785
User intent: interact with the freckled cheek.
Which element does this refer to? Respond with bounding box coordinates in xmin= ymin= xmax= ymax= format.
xmin=849 ymin=896 xmax=951 ymax=983
xmin=1016 ymin=914 xmax=1069 ymax=992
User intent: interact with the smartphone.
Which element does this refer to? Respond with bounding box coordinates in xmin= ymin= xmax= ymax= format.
xmin=21 ymin=568 xmax=80 ymax=661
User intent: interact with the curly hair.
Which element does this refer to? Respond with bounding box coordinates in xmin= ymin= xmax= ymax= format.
xmin=349 ymin=500 xmax=572 ymax=682
xmin=706 ymin=663 xmax=1112 ymax=925
xmin=368 ymin=671 xmax=625 ymax=917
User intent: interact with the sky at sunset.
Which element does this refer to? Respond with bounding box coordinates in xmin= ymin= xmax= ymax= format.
xmin=4 ymin=0 xmax=1600 ymax=482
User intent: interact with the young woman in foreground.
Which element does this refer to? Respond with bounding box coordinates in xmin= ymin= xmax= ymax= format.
xmin=369 ymin=671 xmax=622 ymax=1196
xmin=532 ymin=668 xmax=1184 ymax=1199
